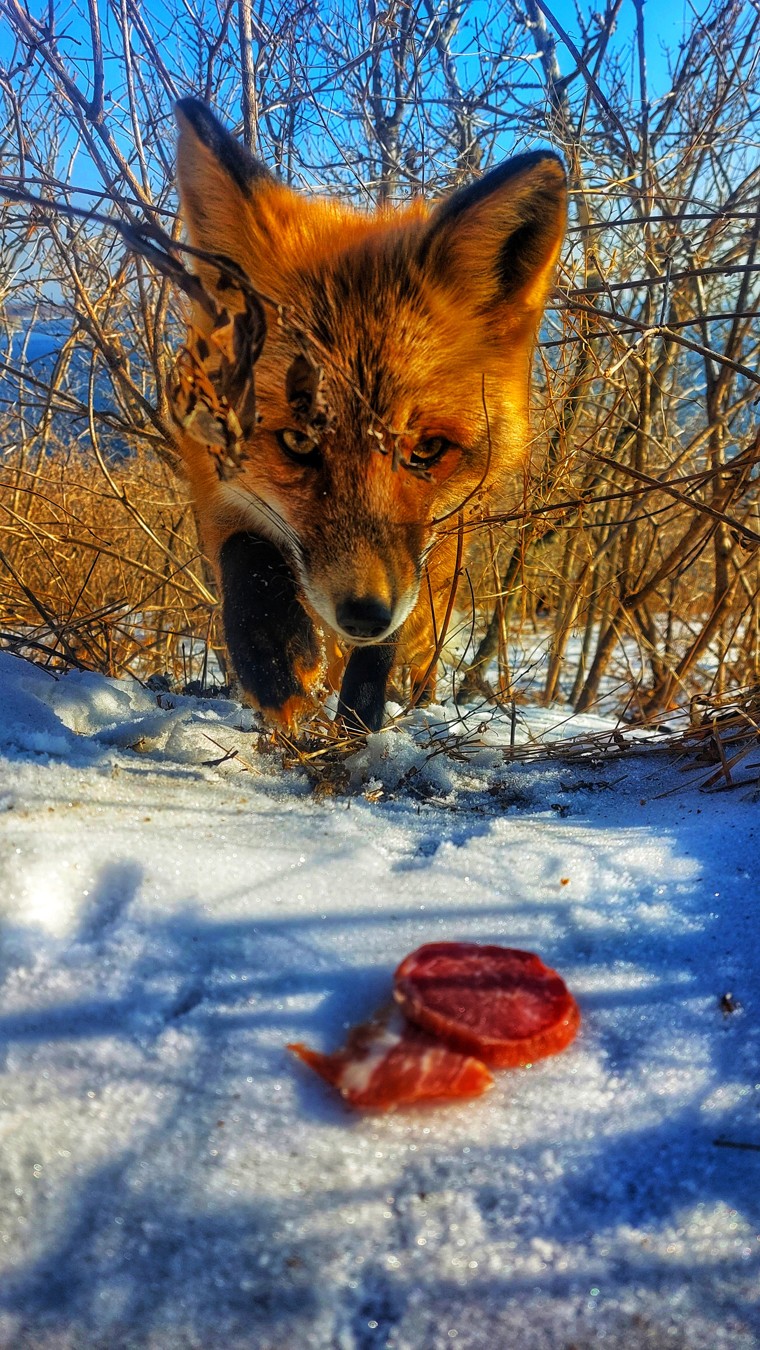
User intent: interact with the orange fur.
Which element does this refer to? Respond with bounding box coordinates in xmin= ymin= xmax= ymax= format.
xmin=171 ymin=101 xmax=566 ymax=729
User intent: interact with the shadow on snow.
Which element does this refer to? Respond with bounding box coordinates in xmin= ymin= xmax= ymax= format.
xmin=1 ymin=797 xmax=759 ymax=1346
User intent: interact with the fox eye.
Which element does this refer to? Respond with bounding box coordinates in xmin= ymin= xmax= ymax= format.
xmin=276 ymin=429 xmax=322 ymax=467
xmin=408 ymin=436 xmax=452 ymax=470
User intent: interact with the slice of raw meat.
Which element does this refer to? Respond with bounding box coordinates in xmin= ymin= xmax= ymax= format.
xmin=394 ymin=942 xmax=580 ymax=1068
xmin=288 ymin=1006 xmax=493 ymax=1110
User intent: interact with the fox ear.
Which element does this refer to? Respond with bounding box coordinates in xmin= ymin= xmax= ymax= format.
xmin=175 ymin=99 xmax=274 ymax=260
xmin=422 ymin=151 xmax=566 ymax=325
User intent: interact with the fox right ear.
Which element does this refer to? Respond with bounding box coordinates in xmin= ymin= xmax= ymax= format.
xmin=175 ymin=99 xmax=274 ymax=259
xmin=422 ymin=151 xmax=567 ymax=329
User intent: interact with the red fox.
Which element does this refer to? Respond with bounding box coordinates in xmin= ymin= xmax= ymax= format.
xmin=172 ymin=99 xmax=566 ymax=732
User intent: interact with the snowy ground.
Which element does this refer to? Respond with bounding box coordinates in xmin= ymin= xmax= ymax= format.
xmin=1 ymin=649 xmax=759 ymax=1349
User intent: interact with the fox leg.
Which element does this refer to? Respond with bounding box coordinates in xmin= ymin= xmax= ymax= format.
xmin=337 ymin=638 xmax=398 ymax=734
xmin=400 ymin=601 xmax=442 ymax=709
xmin=219 ymin=532 xmax=324 ymax=730
xmin=409 ymin=662 xmax=438 ymax=707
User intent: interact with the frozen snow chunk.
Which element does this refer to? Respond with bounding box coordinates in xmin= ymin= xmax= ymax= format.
xmin=0 ymin=652 xmax=76 ymax=757
xmin=162 ymin=704 xmax=260 ymax=765
xmin=346 ymin=723 xmax=456 ymax=798
xmin=94 ymin=707 xmax=184 ymax=752
xmin=43 ymin=668 xmax=154 ymax=736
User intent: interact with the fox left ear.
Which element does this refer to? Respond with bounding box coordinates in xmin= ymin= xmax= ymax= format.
xmin=175 ymin=98 xmax=275 ymax=275
xmin=422 ymin=151 xmax=567 ymax=325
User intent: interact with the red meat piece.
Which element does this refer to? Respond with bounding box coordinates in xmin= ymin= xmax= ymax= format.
xmin=288 ymin=1006 xmax=493 ymax=1110
xmin=394 ymin=941 xmax=580 ymax=1068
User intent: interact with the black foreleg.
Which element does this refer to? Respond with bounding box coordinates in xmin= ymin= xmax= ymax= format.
xmin=219 ymin=532 xmax=322 ymax=724
xmin=337 ymin=637 xmax=398 ymax=734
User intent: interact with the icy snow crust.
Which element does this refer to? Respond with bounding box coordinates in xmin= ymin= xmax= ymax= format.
xmin=0 ymin=650 xmax=759 ymax=1349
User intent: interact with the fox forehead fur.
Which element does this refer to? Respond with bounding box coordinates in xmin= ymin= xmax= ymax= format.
xmin=172 ymin=98 xmax=566 ymax=725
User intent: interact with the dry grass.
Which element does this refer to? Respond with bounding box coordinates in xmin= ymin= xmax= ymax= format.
xmin=0 ymin=435 xmax=217 ymax=684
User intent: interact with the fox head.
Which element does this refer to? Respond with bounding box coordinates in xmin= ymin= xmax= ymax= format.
xmin=174 ymin=99 xmax=566 ymax=645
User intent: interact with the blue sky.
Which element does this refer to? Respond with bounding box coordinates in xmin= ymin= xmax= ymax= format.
xmin=0 ymin=0 xmax=699 ymax=200
xmin=0 ymin=0 xmax=694 ymax=110
xmin=545 ymin=0 xmax=690 ymax=97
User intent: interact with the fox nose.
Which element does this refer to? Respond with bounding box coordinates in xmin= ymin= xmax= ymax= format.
xmin=336 ymin=596 xmax=393 ymax=640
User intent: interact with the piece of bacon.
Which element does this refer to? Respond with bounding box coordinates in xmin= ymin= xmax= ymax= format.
xmin=288 ymin=1006 xmax=493 ymax=1110
xmin=394 ymin=941 xmax=580 ymax=1068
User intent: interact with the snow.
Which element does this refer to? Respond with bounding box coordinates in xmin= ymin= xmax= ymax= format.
xmin=0 ymin=649 xmax=759 ymax=1348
